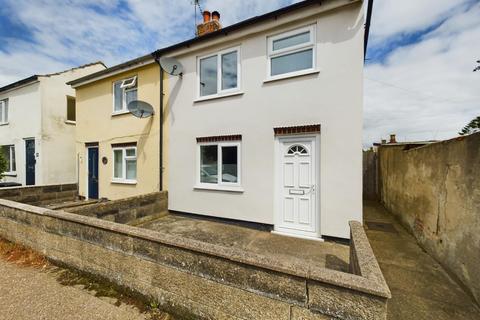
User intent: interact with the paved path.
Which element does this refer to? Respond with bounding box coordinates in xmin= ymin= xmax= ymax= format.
xmin=364 ymin=201 xmax=480 ymax=320
xmin=0 ymin=260 xmax=153 ymax=320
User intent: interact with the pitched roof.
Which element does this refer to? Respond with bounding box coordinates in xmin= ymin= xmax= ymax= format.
xmin=0 ymin=61 xmax=105 ymax=94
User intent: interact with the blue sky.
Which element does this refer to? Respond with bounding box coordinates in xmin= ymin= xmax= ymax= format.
xmin=1 ymin=0 xmax=479 ymax=146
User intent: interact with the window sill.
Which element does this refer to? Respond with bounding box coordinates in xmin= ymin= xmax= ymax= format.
xmin=111 ymin=179 xmax=137 ymax=185
xmin=3 ymin=172 xmax=17 ymax=177
xmin=194 ymin=184 xmax=244 ymax=193
xmin=65 ymin=120 xmax=76 ymax=125
xmin=111 ymin=110 xmax=130 ymax=117
xmin=264 ymin=69 xmax=320 ymax=83
xmin=194 ymin=91 xmax=244 ymax=103
xmin=0 ymin=122 xmax=9 ymax=126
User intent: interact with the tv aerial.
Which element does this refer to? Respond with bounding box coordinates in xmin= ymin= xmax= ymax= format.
xmin=159 ymin=56 xmax=184 ymax=76
xmin=127 ymin=100 xmax=155 ymax=118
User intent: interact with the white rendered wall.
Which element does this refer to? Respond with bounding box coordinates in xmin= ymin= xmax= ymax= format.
xmin=166 ymin=1 xmax=364 ymax=238
xmin=0 ymin=82 xmax=42 ymax=185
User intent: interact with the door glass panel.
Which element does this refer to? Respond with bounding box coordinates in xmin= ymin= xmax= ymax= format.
xmin=271 ymin=49 xmax=313 ymax=76
xmin=200 ymin=145 xmax=218 ymax=183
xmin=114 ymin=150 xmax=123 ymax=178
xmin=273 ymin=31 xmax=310 ymax=51
xmin=221 ymin=146 xmax=238 ymax=183
xmin=200 ymin=55 xmax=218 ymax=96
xmin=221 ymin=51 xmax=238 ymax=90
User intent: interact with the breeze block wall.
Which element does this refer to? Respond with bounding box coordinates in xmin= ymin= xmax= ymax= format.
xmin=0 ymin=184 xmax=77 ymax=206
xmin=378 ymin=132 xmax=480 ymax=304
xmin=0 ymin=198 xmax=390 ymax=320
xmin=66 ymin=192 xmax=167 ymax=224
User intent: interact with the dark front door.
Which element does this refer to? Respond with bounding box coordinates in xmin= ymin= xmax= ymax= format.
xmin=25 ymin=139 xmax=35 ymax=186
xmin=87 ymin=147 xmax=99 ymax=199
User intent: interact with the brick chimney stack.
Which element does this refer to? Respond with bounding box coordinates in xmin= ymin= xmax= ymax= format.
xmin=197 ymin=10 xmax=221 ymax=36
xmin=389 ymin=134 xmax=397 ymax=144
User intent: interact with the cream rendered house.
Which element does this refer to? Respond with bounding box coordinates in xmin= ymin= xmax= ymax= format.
xmin=69 ymin=0 xmax=367 ymax=239
xmin=68 ymin=62 xmax=164 ymax=200
xmin=0 ymin=63 xmax=105 ymax=186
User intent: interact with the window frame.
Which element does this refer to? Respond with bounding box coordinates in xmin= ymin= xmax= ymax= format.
xmin=112 ymin=76 xmax=138 ymax=114
xmin=196 ymin=141 xmax=242 ymax=191
xmin=66 ymin=95 xmax=76 ymax=123
xmin=0 ymin=99 xmax=9 ymax=125
xmin=2 ymin=145 xmax=16 ymax=174
xmin=267 ymin=25 xmax=317 ymax=81
xmin=197 ymin=46 xmax=241 ymax=100
xmin=111 ymin=146 xmax=137 ymax=184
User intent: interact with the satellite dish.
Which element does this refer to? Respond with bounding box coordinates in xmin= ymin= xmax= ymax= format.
xmin=159 ymin=57 xmax=184 ymax=76
xmin=127 ymin=100 xmax=155 ymax=118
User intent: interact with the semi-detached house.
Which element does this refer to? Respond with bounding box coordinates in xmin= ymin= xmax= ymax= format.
xmin=69 ymin=0 xmax=366 ymax=239
xmin=0 ymin=63 xmax=106 ymax=187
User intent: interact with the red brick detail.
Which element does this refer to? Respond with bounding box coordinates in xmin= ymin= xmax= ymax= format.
xmin=111 ymin=142 xmax=137 ymax=148
xmin=196 ymin=135 xmax=242 ymax=143
xmin=274 ymin=125 xmax=321 ymax=136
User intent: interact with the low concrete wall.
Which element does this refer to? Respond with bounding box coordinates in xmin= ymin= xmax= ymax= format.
xmin=65 ymin=192 xmax=167 ymax=224
xmin=0 ymin=199 xmax=390 ymax=319
xmin=378 ymin=132 xmax=480 ymax=304
xmin=0 ymin=184 xmax=77 ymax=206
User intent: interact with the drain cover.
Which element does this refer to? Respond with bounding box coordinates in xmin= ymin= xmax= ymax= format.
xmin=365 ymin=221 xmax=397 ymax=233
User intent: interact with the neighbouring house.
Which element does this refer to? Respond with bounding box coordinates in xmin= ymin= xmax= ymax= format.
xmin=69 ymin=59 xmax=163 ymax=200
xmin=69 ymin=0 xmax=366 ymax=239
xmin=0 ymin=63 xmax=106 ymax=187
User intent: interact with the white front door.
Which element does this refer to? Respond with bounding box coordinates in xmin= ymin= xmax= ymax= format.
xmin=275 ymin=136 xmax=320 ymax=239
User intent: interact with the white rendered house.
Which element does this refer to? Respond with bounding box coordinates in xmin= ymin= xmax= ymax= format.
xmin=0 ymin=63 xmax=106 ymax=186
xmin=163 ymin=0 xmax=365 ymax=239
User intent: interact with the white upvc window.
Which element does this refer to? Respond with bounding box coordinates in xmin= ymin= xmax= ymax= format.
xmin=197 ymin=46 xmax=241 ymax=99
xmin=1 ymin=145 xmax=16 ymax=173
xmin=267 ymin=25 xmax=316 ymax=80
xmin=113 ymin=76 xmax=137 ymax=114
xmin=112 ymin=146 xmax=137 ymax=183
xmin=0 ymin=99 xmax=8 ymax=124
xmin=196 ymin=141 xmax=242 ymax=190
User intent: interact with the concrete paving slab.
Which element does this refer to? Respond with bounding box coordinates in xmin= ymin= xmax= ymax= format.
xmin=364 ymin=201 xmax=480 ymax=320
xmin=139 ymin=213 xmax=350 ymax=272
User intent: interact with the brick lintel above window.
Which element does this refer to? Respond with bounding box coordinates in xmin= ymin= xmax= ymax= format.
xmin=196 ymin=134 xmax=242 ymax=143
xmin=274 ymin=124 xmax=321 ymax=136
xmin=111 ymin=142 xmax=137 ymax=148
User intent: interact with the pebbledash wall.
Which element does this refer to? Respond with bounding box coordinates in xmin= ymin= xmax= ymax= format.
xmin=378 ymin=132 xmax=480 ymax=304
xmin=0 ymin=198 xmax=391 ymax=320
xmin=166 ymin=0 xmax=364 ymax=239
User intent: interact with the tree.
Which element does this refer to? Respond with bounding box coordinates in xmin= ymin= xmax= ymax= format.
xmin=474 ymin=60 xmax=480 ymax=72
xmin=0 ymin=147 xmax=7 ymax=179
xmin=459 ymin=116 xmax=480 ymax=136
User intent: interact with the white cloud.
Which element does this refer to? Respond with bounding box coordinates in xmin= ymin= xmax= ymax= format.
xmin=364 ymin=1 xmax=480 ymax=147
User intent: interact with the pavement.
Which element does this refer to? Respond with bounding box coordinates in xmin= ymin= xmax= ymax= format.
xmin=0 ymin=259 xmax=170 ymax=320
xmin=364 ymin=200 xmax=480 ymax=320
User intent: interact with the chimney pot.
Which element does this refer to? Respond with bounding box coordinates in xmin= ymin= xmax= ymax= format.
xmin=389 ymin=134 xmax=397 ymax=144
xmin=203 ymin=10 xmax=211 ymax=23
xmin=212 ymin=11 xmax=220 ymax=21
xmin=381 ymin=139 xmax=387 ymax=144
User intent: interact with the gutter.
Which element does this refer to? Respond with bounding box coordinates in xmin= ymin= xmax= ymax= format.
xmin=153 ymin=53 xmax=164 ymax=191
xmin=364 ymin=0 xmax=374 ymax=60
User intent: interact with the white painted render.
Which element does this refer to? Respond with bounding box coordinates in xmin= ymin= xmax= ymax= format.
xmin=0 ymin=63 xmax=105 ymax=186
xmin=166 ymin=0 xmax=364 ymax=239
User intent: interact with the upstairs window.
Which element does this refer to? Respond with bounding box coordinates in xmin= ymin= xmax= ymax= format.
xmin=1 ymin=145 xmax=16 ymax=173
xmin=198 ymin=47 xmax=240 ymax=98
xmin=66 ymin=96 xmax=76 ymax=122
xmin=267 ymin=25 xmax=316 ymax=79
xmin=0 ymin=99 xmax=8 ymax=124
xmin=113 ymin=76 xmax=137 ymax=113
xmin=112 ymin=145 xmax=137 ymax=183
